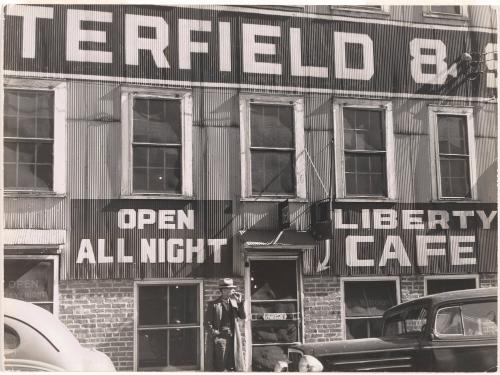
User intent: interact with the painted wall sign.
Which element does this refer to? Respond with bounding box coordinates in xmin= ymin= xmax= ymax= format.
xmin=309 ymin=202 xmax=497 ymax=275
xmin=4 ymin=5 xmax=497 ymax=98
xmin=70 ymin=199 xmax=233 ymax=279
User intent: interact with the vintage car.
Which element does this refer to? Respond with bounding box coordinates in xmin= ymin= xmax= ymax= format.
xmin=274 ymin=287 xmax=497 ymax=372
xmin=4 ymin=298 xmax=116 ymax=371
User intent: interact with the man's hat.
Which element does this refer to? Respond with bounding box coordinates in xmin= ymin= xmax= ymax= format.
xmin=219 ymin=278 xmax=237 ymax=289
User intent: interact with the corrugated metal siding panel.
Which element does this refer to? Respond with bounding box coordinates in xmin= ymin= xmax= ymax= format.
xmin=87 ymin=122 xmax=121 ymax=199
xmin=4 ymin=229 xmax=66 ymax=245
xmin=393 ymin=99 xmax=427 ymax=135
xmin=67 ymin=82 xmax=119 ymax=122
xmin=305 ymin=129 xmax=332 ymax=202
xmin=394 ymin=134 xmax=432 ymax=202
xmin=305 ymin=95 xmax=332 ymax=132
xmin=475 ymin=137 xmax=498 ymax=202
xmin=67 ymin=121 xmax=89 ymax=199
xmin=4 ymin=198 xmax=68 ymax=229
xmin=475 ymin=103 xmax=497 ymax=138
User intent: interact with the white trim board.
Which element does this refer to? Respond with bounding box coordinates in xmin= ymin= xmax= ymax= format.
xmin=5 ymin=71 xmax=497 ymax=104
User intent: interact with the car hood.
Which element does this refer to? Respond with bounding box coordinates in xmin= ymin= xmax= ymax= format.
xmin=297 ymin=336 xmax=420 ymax=357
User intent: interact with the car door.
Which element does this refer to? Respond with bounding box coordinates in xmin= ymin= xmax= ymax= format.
xmin=426 ymin=300 xmax=497 ymax=372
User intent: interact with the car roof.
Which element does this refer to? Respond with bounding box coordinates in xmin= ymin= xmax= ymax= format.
xmin=4 ymin=298 xmax=82 ymax=351
xmin=384 ymin=287 xmax=498 ymax=317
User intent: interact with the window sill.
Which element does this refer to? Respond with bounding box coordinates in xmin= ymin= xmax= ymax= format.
xmin=5 ymin=191 xmax=66 ymax=199
xmin=120 ymin=194 xmax=195 ymax=200
xmin=430 ymin=199 xmax=482 ymax=204
xmin=241 ymin=197 xmax=308 ymax=203
xmin=422 ymin=12 xmax=469 ymax=21
xmin=335 ymin=197 xmax=397 ymax=203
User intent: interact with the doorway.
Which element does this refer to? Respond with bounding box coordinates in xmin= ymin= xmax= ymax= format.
xmin=246 ymin=256 xmax=303 ymax=371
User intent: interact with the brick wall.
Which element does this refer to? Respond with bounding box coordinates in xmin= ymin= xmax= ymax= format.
xmin=59 ymin=277 xmax=247 ymax=372
xmin=303 ymin=276 xmax=342 ymax=343
xmin=59 ymin=279 xmax=134 ymax=371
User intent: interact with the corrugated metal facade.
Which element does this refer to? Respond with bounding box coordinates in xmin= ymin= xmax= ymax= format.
xmin=3 ymin=5 xmax=497 ymax=280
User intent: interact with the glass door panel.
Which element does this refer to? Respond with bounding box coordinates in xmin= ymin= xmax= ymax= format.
xmin=250 ymin=259 xmax=301 ymax=371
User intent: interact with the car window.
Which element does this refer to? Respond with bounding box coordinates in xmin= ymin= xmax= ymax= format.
xmin=435 ymin=306 xmax=463 ymax=335
xmin=5 ymin=325 xmax=20 ymax=350
xmin=384 ymin=306 xmax=427 ymax=336
xmin=462 ymin=301 xmax=497 ymax=337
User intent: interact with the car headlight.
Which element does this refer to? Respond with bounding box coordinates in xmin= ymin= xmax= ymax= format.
xmin=298 ymin=355 xmax=323 ymax=372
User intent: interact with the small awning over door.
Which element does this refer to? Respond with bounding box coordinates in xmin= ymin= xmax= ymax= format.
xmin=239 ymin=229 xmax=316 ymax=249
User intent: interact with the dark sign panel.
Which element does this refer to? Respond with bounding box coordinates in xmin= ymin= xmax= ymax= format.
xmin=4 ymin=5 xmax=497 ymax=98
xmin=309 ymin=201 xmax=497 ymax=276
xmin=70 ymin=199 xmax=233 ymax=279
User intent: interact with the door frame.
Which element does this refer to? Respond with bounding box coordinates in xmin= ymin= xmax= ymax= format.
xmin=244 ymin=251 xmax=304 ymax=371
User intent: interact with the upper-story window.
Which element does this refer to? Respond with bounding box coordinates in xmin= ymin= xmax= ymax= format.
xmin=334 ymin=100 xmax=395 ymax=200
xmin=240 ymin=95 xmax=306 ymax=199
xmin=121 ymin=88 xmax=192 ymax=197
xmin=4 ymin=80 xmax=66 ymax=195
xmin=429 ymin=106 xmax=477 ymax=200
xmin=423 ymin=5 xmax=468 ymax=19
xmin=331 ymin=5 xmax=390 ymax=17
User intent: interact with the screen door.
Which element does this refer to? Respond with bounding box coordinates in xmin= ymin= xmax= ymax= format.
xmin=249 ymin=258 xmax=302 ymax=371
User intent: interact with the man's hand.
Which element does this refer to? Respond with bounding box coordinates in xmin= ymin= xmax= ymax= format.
xmin=213 ymin=329 xmax=220 ymax=337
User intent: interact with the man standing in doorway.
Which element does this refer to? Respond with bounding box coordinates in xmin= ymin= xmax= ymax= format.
xmin=207 ymin=278 xmax=246 ymax=371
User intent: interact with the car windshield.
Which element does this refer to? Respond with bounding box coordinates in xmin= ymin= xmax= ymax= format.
xmin=383 ymin=305 xmax=427 ymax=337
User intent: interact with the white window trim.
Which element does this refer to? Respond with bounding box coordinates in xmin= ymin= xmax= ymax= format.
xmin=4 ymin=254 xmax=60 ymax=316
xmin=333 ymin=99 xmax=396 ymax=201
xmin=340 ymin=276 xmax=400 ymax=340
xmin=239 ymin=94 xmax=306 ymax=200
xmin=423 ymin=5 xmax=469 ymax=20
xmin=133 ymin=279 xmax=204 ymax=371
xmin=428 ymin=105 xmax=477 ymax=201
xmin=331 ymin=5 xmax=390 ymax=16
xmin=121 ymin=86 xmax=193 ymax=198
xmin=424 ymin=274 xmax=479 ymax=296
xmin=4 ymin=78 xmax=67 ymax=196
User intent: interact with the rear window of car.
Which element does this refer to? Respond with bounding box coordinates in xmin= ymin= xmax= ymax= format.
xmin=435 ymin=301 xmax=497 ymax=337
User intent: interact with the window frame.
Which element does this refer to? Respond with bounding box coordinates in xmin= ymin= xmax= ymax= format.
xmin=333 ymin=99 xmax=396 ymax=201
xmin=340 ymin=276 xmax=400 ymax=340
xmin=4 ymin=79 xmax=67 ymax=196
xmin=239 ymin=94 xmax=306 ymax=200
xmin=121 ymin=87 xmax=193 ymax=198
xmin=330 ymin=5 xmax=390 ymax=17
xmin=4 ymin=254 xmax=60 ymax=316
xmin=424 ymin=274 xmax=479 ymax=296
xmin=428 ymin=106 xmax=477 ymax=201
xmin=133 ymin=280 xmax=204 ymax=371
xmin=423 ymin=5 xmax=469 ymax=20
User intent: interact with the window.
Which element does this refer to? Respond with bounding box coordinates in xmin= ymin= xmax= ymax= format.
xmin=334 ymin=101 xmax=395 ymax=199
xmin=240 ymin=95 xmax=306 ymax=199
xmin=4 ymin=256 xmax=59 ymax=314
xmin=429 ymin=106 xmax=477 ymax=200
xmin=4 ymin=80 xmax=66 ymax=194
xmin=384 ymin=306 xmax=427 ymax=336
xmin=331 ymin=5 xmax=390 ymax=17
xmin=435 ymin=302 xmax=497 ymax=337
xmin=135 ymin=282 xmax=202 ymax=371
xmin=121 ymin=88 xmax=192 ymax=197
xmin=425 ymin=276 xmax=478 ymax=295
xmin=342 ymin=279 xmax=399 ymax=339
xmin=423 ymin=5 xmax=468 ymax=19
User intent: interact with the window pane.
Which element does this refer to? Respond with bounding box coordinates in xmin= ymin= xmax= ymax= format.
xmin=139 ymin=286 xmax=168 ymax=326
xmin=18 ymin=164 xmax=35 ymax=188
xmin=138 ymin=330 xmax=168 ymax=368
xmin=169 ymin=328 xmax=199 ymax=366
xmin=133 ymin=98 xmax=181 ymax=144
xmin=251 ymin=260 xmax=297 ymax=300
xmin=440 ymin=157 xmax=470 ymax=198
xmin=133 ymin=147 xmax=181 ymax=193
xmin=436 ymin=306 xmax=463 ymax=335
xmin=438 ymin=115 xmax=468 ymax=155
xmin=462 ymin=302 xmax=497 ymax=337
xmin=431 ymin=5 xmax=461 ymax=14
xmin=37 ymin=143 xmax=53 ymax=164
xmin=252 ymin=320 xmax=299 ymax=344
xmin=4 ymin=142 xmax=16 ymax=163
xmin=37 ymin=118 xmax=53 ymax=138
xmin=345 ymin=154 xmax=386 ymax=196
xmin=36 ymin=92 xmax=54 ymax=118
xmin=345 ymin=281 xmax=397 ymax=317
xmin=4 ymin=259 xmax=54 ymax=302
xmin=4 ymin=164 xmax=16 ymax=188
xmin=36 ymin=165 xmax=53 ymax=190
xmin=250 ymin=104 xmax=294 ymax=148
xmin=4 ymin=117 xmax=18 ymax=137
xmin=343 ymin=108 xmax=384 ymax=151
xmin=17 ymin=91 xmax=37 ymax=115
xmin=18 ymin=118 xmax=37 ymax=138
xmin=169 ymin=285 xmax=198 ymax=324
xmin=251 ymin=150 xmax=294 ymax=195
xmin=133 ymin=168 xmax=148 ymax=191
xmin=426 ymin=278 xmax=476 ymax=295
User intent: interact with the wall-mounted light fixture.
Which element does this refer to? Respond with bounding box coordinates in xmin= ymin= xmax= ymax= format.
xmin=461 ymin=51 xmax=497 ymax=81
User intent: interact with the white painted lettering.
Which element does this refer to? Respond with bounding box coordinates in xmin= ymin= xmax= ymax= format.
xmin=242 ymin=23 xmax=282 ymax=75
xmin=178 ymin=19 xmax=211 ymax=70
xmin=290 ymin=27 xmax=328 ymax=78
xmin=346 ymin=235 xmax=374 ymax=267
xmin=334 ymin=32 xmax=374 ymax=80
